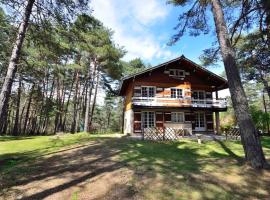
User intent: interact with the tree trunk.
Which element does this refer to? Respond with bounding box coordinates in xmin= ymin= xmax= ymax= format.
xmin=71 ymin=70 xmax=80 ymax=133
xmin=84 ymin=61 xmax=97 ymax=132
xmin=262 ymin=90 xmax=270 ymax=134
xmin=12 ymin=76 xmax=22 ymax=136
xmin=0 ymin=0 xmax=35 ymax=133
xmin=89 ymin=70 xmax=100 ymax=126
xmin=23 ymin=83 xmax=35 ymax=135
xmin=211 ymin=0 xmax=267 ymax=168
xmin=62 ymin=71 xmax=76 ymax=132
xmin=257 ymin=65 xmax=270 ymax=99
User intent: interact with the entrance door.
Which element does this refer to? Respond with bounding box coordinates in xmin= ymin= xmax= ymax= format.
xmin=142 ymin=112 xmax=155 ymax=128
xmin=195 ymin=112 xmax=206 ymax=131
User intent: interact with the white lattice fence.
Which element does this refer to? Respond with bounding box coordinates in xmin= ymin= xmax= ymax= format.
xmin=225 ymin=128 xmax=240 ymax=140
xmin=143 ymin=127 xmax=186 ymax=141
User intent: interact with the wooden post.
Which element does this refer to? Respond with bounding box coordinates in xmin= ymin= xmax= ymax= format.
xmin=215 ymin=90 xmax=220 ymax=134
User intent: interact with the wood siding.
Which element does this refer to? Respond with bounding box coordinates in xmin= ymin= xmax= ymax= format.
xmin=122 ymin=64 xmax=220 ymax=112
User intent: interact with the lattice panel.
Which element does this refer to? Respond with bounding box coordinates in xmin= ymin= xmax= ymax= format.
xmin=225 ymin=128 xmax=240 ymax=140
xmin=143 ymin=127 xmax=187 ymax=141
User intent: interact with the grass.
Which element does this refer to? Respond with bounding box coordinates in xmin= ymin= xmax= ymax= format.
xmin=0 ymin=132 xmax=121 ymax=172
xmin=1 ymin=134 xmax=270 ymax=199
xmin=116 ymin=137 xmax=270 ymax=199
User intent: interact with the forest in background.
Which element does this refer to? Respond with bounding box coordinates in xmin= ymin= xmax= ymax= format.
xmin=0 ymin=0 xmax=269 ymax=137
xmin=0 ymin=6 xmax=147 ymax=135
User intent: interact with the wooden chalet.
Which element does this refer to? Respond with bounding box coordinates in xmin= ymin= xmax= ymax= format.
xmin=119 ymin=55 xmax=228 ymax=135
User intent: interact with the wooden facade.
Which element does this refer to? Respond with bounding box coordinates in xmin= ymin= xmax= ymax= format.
xmin=119 ymin=55 xmax=228 ymax=135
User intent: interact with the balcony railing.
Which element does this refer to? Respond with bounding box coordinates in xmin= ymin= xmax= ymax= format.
xmin=132 ymin=97 xmax=227 ymax=108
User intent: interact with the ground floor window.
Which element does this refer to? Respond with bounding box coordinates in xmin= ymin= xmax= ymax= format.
xmin=195 ymin=112 xmax=205 ymax=128
xmin=142 ymin=112 xmax=155 ymax=128
xmin=171 ymin=112 xmax=184 ymax=123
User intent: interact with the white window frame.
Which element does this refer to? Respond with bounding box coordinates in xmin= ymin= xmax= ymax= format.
xmin=195 ymin=112 xmax=206 ymax=131
xmin=170 ymin=88 xmax=183 ymax=99
xmin=169 ymin=69 xmax=185 ymax=78
xmin=192 ymin=90 xmax=205 ymax=100
xmin=141 ymin=86 xmax=156 ymax=97
xmin=142 ymin=111 xmax=156 ymax=128
xmin=171 ymin=112 xmax=185 ymax=123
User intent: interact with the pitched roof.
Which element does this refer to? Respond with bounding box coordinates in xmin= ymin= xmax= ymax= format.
xmin=119 ymin=55 xmax=228 ymax=95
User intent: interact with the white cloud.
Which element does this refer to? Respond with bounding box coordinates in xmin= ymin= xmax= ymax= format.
xmin=129 ymin=0 xmax=168 ymax=25
xmin=91 ymin=0 xmax=176 ymax=63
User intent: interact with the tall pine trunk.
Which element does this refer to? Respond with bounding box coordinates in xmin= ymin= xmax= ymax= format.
xmin=12 ymin=76 xmax=22 ymax=136
xmin=0 ymin=0 xmax=35 ymax=133
xmin=84 ymin=61 xmax=97 ymax=132
xmin=89 ymin=70 xmax=100 ymax=126
xmin=262 ymin=90 xmax=270 ymax=134
xmin=23 ymin=83 xmax=35 ymax=135
xmin=71 ymin=70 xmax=80 ymax=133
xmin=211 ymin=0 xmax=267 ymax=168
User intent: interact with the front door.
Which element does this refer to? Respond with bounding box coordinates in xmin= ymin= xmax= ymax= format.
xmin=195 ymin=112 xmax=206 ymax=131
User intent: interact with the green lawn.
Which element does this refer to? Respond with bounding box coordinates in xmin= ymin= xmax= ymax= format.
xmin=1 ymin=134 xmax=270 ymax=199
xmin=0 ymin=133 xmax=121 ymax=172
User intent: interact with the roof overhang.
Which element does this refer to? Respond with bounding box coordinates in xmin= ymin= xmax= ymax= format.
xmin=119 ymin=55 xmax=228 ymax=96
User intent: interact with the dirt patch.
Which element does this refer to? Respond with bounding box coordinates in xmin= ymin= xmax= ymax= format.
xmin=0 ymin=139 xmax=139 ymax=200
xmin=1 ymin=137 xmax=270 ymax=200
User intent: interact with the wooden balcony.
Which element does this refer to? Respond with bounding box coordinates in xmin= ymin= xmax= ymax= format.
xmin=132 ymin=97 xmax=227 ymax=109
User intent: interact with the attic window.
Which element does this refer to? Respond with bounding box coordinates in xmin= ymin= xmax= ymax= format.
xmin=169 ymin=69 xmax=185 ymax=78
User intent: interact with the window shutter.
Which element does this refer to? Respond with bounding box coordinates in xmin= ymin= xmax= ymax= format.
xmin=134 ymin=112 xmax=141 ymax=132
xmin=164 ymin=88 xmax=171 ymax=97
xmin=156 ymin=87 xmax=164 ymax=97
xmin=206 ymin=92 xmax=212 ymax=99
xmin=185 ymin=113 xmax=192 ymax=122
xmin=164 ymin=112 xmax=171 ymax=122
xmin=156 ymin=112 xmax=163 ymax=127
xmin=134 ymin=86 xmax=141 ymax=97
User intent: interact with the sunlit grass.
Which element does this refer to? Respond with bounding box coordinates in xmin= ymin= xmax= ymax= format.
xmin=0 ymin=132 xmax=122 ymax=172
xmin=1 ymin=134 xmax=270 ymax=199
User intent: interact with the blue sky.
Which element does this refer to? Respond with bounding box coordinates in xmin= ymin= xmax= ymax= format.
xmin=91 ymin=0 xmax=224 ymax=76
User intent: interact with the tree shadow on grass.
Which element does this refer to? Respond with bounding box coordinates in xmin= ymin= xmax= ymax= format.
xmin=118 ymin=138 xmax=270 ymax=199
xmin=1 ymin=138 xmax=203 ymax=200
xmin=1 ymin=137 xmax=270 ymax=200
xmin=0 ymin=137 xmax=114 ymax=172
xmin=213 ymin=138 xmax=243 ymax=164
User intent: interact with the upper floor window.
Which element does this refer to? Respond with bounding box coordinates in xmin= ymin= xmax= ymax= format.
xmin=171 ymin=112 xmax=184 ymax=123
xmin=192 ymin=91 xmax=205 ymax=99
xmin=141 ymin=86 xmax=155 ymax=97
xmin=171 ymin=88 xmax=183 ymax=98
xmin=169 ymin=69 xmax=185 ymax=77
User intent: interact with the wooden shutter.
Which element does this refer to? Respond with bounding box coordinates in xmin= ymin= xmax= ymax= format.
xmin=134 ymin=86 xmax=141 ymax=97
xmin=156 ymin=112 xmax=163 ymax=127
xmin=164 ymin=88 xmax=171 ymax=98
xmin=206 ymin=92 xmax=212 ymax=99
xmin=189 ymin=113 xmax=195 ymax=130
xmin=164 ymin=112 xmax=171 ymax=122
xmin=156 ymin=88 xmax=164 ymax=97
xmin=184 ymin=112 xmax=192 ymax=122
xmin=184 ymin=88 xmax=191 ymax=97
xmin=206 ymin=112 xmax=213 ymax=131
xmin=134 ymin=112 xmax=141 ymax=133
xmin=205 ymin=113 xmax=213 ymax=121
